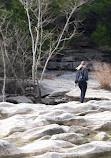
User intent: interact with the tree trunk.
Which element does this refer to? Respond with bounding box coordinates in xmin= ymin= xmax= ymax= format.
xmin=34 ymin=71 xmax=41 ymax=103
xmin=1 ymin=48 xmax=6 ymax=102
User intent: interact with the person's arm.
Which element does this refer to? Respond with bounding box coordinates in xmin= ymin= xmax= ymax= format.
xmin=75 ymin=71 xmax=79 ymax=85
xmin=83 ymin=67 xmax=88 ymax=81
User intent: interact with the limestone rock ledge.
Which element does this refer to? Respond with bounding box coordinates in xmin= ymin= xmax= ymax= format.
xmin=0 ymin=100 xmax=111 ymax=158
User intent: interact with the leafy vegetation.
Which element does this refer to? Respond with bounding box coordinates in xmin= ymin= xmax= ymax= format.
xmin=0 ymin=0 xmax=111 ymax=98
xmin=0 ymin=0 xmax=81 ymax=81
xmin=1 ymin=0 xmax=111 ymax=47
xmin=1 ymin=0 xmax=27 ymax=27
xmin=0 ymin=0 xmax=111 ymax=78
xmin=81 ymin=0 xmax=111 ymax=47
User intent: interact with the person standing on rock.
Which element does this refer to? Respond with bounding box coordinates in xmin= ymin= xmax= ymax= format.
xmin=75 ymin=61 xmax=88 ymax=103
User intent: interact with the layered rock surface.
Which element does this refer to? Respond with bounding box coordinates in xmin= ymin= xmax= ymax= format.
xmin=0 ymin=100 xmax=111 ymax=158
xmin=0 ymin=71 xmax=111 ymax=158
xmin=46 ymin=37 xmax=111 ymax=71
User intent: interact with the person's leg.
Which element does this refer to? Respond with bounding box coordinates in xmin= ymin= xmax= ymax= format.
xmin=79 ymin=82 xmax=87 ymax=103
xmin=78 ymin=83 xmax=83 ymax=103
xmin=81 ymin=82 xmax=87 ymax=103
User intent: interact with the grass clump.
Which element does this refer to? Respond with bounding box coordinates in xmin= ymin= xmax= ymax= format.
xmin=92 ymin=61 xmax=111 ymax=90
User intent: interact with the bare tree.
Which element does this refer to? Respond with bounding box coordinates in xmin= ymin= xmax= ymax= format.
xmin=0 ymin=9 xmax=31 ymax=98
xmin=20 ymin=0 xmax=88 ymax=101
xmin=1 ymin=45 xmax=6 ymax=102
xmin=0 ymin=10 xmax=9 ymax=102
xmin=10 ymin=25 xmax=32 ymax=81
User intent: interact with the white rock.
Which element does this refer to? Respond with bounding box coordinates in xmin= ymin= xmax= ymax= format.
xmin=54 ymin=101 xmax=96 ymax=114
xmin=84 ymin=111 xmax=111 ymax=128
xmin=21 ymin=124 xmax=65 ymax=141
xmin=94 ymin=132 xmax=110 ymax=141
xmin=0 ymin=114 xmax=30 ymax=137
xmin=0 ymin=98 xmax=111 ymax=158
xmin=95 ymin=121 xmax=111 ymax=131
xmin=20 ymin=139 xmax=73 ymax=156
xmin=66 ymin=141 xmax=111 ymax=156
xmin=51 ymin=133 xmax=86 ymax=145
xmin=0 ymin=139 xmax=20 ymax=157
xmin=68 ymin=126 xmax=91 ymax=136
xmin=66 ymin=88 xmax=111 ymax=100
xmin=32 ymin=152 xmax=61 ymax=158
xmin=23 ymin=141 xmax=111 ymax=158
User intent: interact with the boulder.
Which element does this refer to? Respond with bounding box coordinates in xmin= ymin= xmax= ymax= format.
xmin=21 ymin=124 xmax=65 ymax=141
xmin=54 ymin=101 xmax=96 ymax=114
xmin=84 ymin=111 xmax=111 ymax=128
xmin=51 ymin=133 xmax=87 ymax=145
xmin=94 ymin=132 xmax=110 ymax=141
xmin=48 ymin=90 xmax=68 ymax=97
xmin=0 ymin=139 xmax=20 ymax=157
xmin=6 ymin=96 xmax=33 ymax=104
xmin=20 ymin=139 xmax=73 ymax=156
xmin=0 ymin=102 xmax=35 ymax=119
xmin=0 ymin=114 xmax=30 ymax=137
xmin=42 ymin=89 xmax=69 ymax=105
xmin=23 ymin=141 xmax=111 ymax=158
xmin=95 ymin=121 xmax=111 ymax=131
xmin=66 ymin=141 xmax=111 ymax=157
xmin=68 ymin=126 xmax=92 ymax=136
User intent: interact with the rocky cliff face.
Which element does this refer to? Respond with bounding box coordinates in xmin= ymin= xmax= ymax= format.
xmin=47 ymin=37 xmax=111 ymax=71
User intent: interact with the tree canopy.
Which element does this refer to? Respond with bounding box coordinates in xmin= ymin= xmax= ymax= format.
xmin=81 ymin=0 xmax=111 ymax=46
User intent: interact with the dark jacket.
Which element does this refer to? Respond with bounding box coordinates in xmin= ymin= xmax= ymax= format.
xmin=75 ymin=67 xmax=88 ymax=84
